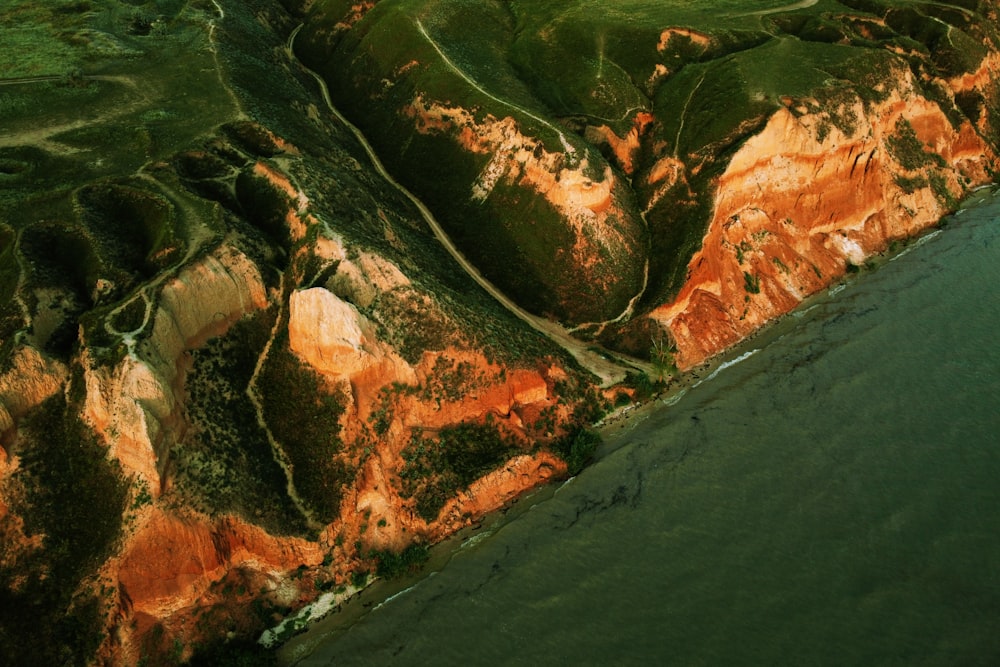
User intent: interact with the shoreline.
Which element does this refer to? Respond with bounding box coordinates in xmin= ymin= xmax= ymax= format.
xmin=276 ymin=183 xmax=998 ymax=664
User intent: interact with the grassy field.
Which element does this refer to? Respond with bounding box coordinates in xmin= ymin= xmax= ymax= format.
xmin=0 ymin=0 xmax=244 ymax=362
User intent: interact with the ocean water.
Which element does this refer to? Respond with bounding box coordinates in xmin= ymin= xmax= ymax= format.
xmin=293 ymin=189 xmax=1000 ymax=666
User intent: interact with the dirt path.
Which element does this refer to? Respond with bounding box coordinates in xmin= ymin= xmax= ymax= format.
xmin=415 ymin=18 xmax=652 ymax=335
xmin=414 ymin=19 xmax=577 ymax=154
xmin=246 ymin=273 xmax=324 ymax=531
xmin=207 ymin=0 xmax=245 ymax=118
xmin=733 ymin=0 xmax=819 ymax=17
xmin=0 ymin=75 xmax=146 ymax=152
xmin=286 ymin=25 xmax=653 ymax=385
xmin=102 ymin=173 xmax=220 ymax=356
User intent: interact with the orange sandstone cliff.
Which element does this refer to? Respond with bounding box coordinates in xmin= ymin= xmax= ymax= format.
xmin=653 ymin=61 xmax=1000 ymax=367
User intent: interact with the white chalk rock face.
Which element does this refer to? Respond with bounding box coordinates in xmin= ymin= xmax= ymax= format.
xmin=288 ymin=288 xmax=373 ymax=377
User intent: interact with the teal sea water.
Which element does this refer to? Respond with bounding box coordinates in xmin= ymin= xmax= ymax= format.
xmin=297 ymin=190 xmax=1000 ymax=665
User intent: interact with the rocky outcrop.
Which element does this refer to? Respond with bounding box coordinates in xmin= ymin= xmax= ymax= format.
xmin=84 ymin=244 xmax=268 ymax=492
xmin=429 ymin=451 xmax=563 ymax=540
xmin=652 ymin=67 xmax=999 ymax=367
xmin=0 ymin=345 xmax=67 ymax=438
xmin=111 ymin=508 xmax=324 ymax=664
xmin=145 ymin=244 xmax=269 ymax=366
xmin=288 ymin=287 xmax=393 ymax=381
xmin=118 ymin=510 xmax=323 ymax=620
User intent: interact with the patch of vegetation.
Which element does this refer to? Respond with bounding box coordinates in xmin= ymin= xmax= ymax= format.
xmin=351 ymin=569 xmax=369 ymax=588
xmin=367 ymin=386 xmax=400 ymax=437
xmin=399 ymin=420 xmax=518 ymax=522
xmin=374 ymin=288 xmax=461 ymax=364
xmin=0 ymin=2 xmax=85 ymax=78
xmin=368 ymin=543 xmax=430 ymax=579
xmin=234 ymin=170 xmax=294 ymax=251
xmin=885 ymin=118 xmax=946 ymax=171
xmin=18 ymin=219 xmax=102 ymax=303
xmin=172 ymin=149 xmax=239 ymax=181
xmin=0 ymin=226 xmax=21 ymax=340
xmin=622 ymin=370 xmax=661 ymax=401
xmin=929 ymin=171 xmax=959 ymax=209
xmin=110 ymin=295 xmax=147 ymax=332
xmin=419 ymin=355 xmax=489 ymax=405
xmin=893 ymin=173 xmax=928 ymax=193
xmin=552 ymin=426 xmax=601 ymax=476
xmin=177 ymin=310 xmax=310 ymax=536
xmin=743 ymin=270 xmax=761 ymax=294
xmin=1 ymin=392 xmax=128 ymax=666
xmin=223 ymin=121 xmax=285 ymax=158
xmin=649 ymin=336 xmax=678 ymax=382
xmin=258 ymin=337 xmax=354 ymax=525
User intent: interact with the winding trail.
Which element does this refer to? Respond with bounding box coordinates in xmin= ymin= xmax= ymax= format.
xmin=207 ymin=0 xmax=245 ymax=118
xmin=732 ymin=0 xmax=819 ymax=17
xmin=674 ymin=72 xmax=706 ymax=158
xmin=414 ymin=19 xmax=576 ymax=155
xmin=9 ymin=229 xmax=33 ymax=346
xmin=285 ymin=25 xmax=652 ymax=385
xmin=568 ymin=256 xmax=650 ymax=337
xmin=0 ymin=75 xmax=146 ymax=152
xmin=101 ymin=172 xmax=222 ymax=357
xmin=246 ymin=274 xmax=324 ymax=531
xmin=414 ymin=18 xmax=652 ymax=333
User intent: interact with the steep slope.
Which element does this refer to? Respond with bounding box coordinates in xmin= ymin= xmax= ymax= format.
xmin=296 ymin=0 xmax=1000 ymax=366
xmin=296 ymin=0 xmax=649 ymax=324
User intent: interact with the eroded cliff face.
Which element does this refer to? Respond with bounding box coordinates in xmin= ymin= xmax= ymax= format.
xmin=100 ymin=252 xmax=576 ymax=664
xmin=0 ymin=346 xmax=67 ymax=437
xmin=1 ymin=4 xmax=600 ymax=659
xmin=113 ymin=509 xmax=325 ymax=663
xmin=1 ymin=86 xmax=594 ymax=667
xmin=653 ymin=65 xmax=1000 ymax=367
xmin=82 ymin=244 xmax=270 ymax=492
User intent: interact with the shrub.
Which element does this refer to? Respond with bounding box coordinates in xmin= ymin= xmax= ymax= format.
xmin=400 ymin=421 xmax=517 ymax=521
xmin=553 ymin=427 xmax=601 ymax=476
xmin=369 ymin=544 xmax=430 ymax=579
